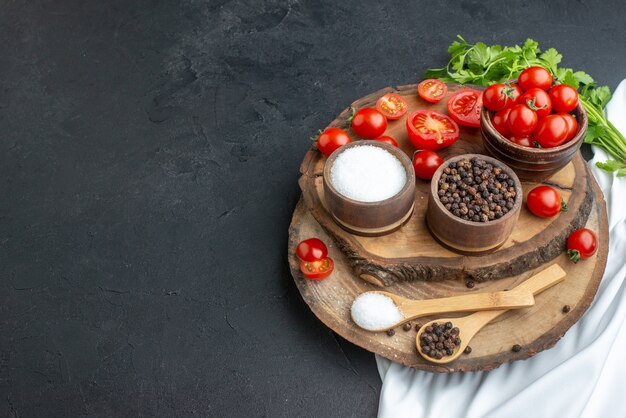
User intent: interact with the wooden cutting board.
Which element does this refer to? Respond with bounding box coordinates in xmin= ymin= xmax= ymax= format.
xmin=289 ymin=83 xmax=608 ymax=372
xmin=298 ymin=83 xmax=594 ymax=286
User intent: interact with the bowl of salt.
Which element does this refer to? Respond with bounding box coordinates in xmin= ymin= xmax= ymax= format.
xmin=323 ymin=140 xmax=416 ymax=236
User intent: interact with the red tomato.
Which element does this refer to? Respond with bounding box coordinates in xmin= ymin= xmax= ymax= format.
xmin=406 ymin=110 xmax=460 ymax=150
xmin=351 ymin=108 xmax=387 ymax=139
xmin=567 ymin=228 xmax=598 ymax=263
xmin=317 ymin=128 xmax=351 ymax=156
xmin=549 ymin=84 xmax=579 ymax=113
xmin=295 ymin=238 xmax=328 ymax=262
xmin=376 ymin=93 xmax=408 ymax=120
xmin=492 ymin=108 xmax=512 ymax=137
xmin=526 ymin=185 xmax=565 ymax=218
xmin=518 ymin=66 xmax=553 ymax=91
xmin=299 ymin=258 xmax=334 ymax=280
xmin=534 ymin=114 xmax=569 ymax=148
xmin=418 ymin=79 xmax=448 ymax=103
xmin=508 ymin=134 xmax=534 ymax=147
xmin=482 ymin=83 xmax=522 ymax=111
xmin=521 ymin=88 xmax=552 ymax=119
xmin=558 ymin=112 xmax=579 ymax=141
xmin=447 ymin=89 xmax=483 ymax=128
xmin=507 ymin=104 xmax=538 ymax=136
xmin=412 ymin=150 xmax=443 ymax=180
xmin=374 ymin=136 xmax=398 ymax=147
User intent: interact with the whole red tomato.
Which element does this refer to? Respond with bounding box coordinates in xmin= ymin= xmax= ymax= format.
xmin=518 ymin=66 xmax=553 ymax=91
xmin=507 ymin=104 xmax=538 ymax=136
xmin=406 ymin=110 xmax=459 ymax=150
xmin=351 ymin=107 xmax=387 ymax=139
xmin=296 ymin=238 xmax=328 ymax=262
xmin=557 ymin=112 xmax=579 ymax=141
xmin=534 ymin=115 xmax=569 ymax=148
xmin=483 ymin=83 xmax=522 ymax=111
xmin=526 ymin=185 xmax=565 ymax=218
xmin=508 ymin=134 xmax=534 ymax=147
xmin=316 ymin=128 xmax=351 ymax=156
xmin=549 ymin=84 xmax=579 ymax=113
xmin=521 ymin=88 xmax=552 ymax=119
xmin=412 ymin=150 xmax=443 ymax=180
xmin=567 ymin=228 xmax=598 ymax=263
xmin=374 ymin=136 xmax=398 ymax=147
xmin=492 ymin=108 xmax=512 ymax=137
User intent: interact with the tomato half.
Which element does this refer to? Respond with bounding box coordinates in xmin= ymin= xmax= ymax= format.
xmin=507 ymin=104 xmax=538 ymax=136
xmin=374 ymin=136 xmax=398 ymax=147
xmin=492 ymin=108 xmax=512 ymax=137
xmin=406 ymin=110 xmax=459 ymax=150
xmin=518 ymin=66 xmax=553 ymax=91
xmin=482 ymin=83 xmax=522 ymax=111
xmin=376 ymin=93 xmax=408 ymax=120
xmin=351 ymin=107 xmax=388 ymax=139
xmin=534 ymin=114 xmax=569 ymax=148
xmin=317 ymin=128 xmax=351 ymax=156
xmin=412 ymin=150 xmax=443 ymax=180
xmin=526 ymin=185 xmax=566 ymax=218
xmin=418 ymin=79 xmax=448 ymax=103
xmin=299 ymin=258 xmax=334 ymax=280
xmin=296 ymin=238 xmax=328 ymax=262
xmin=447 ymin=89 xmax=482 ymax=128
xmin=557 ymin=112 xmax=578 ymax=141
xmin=549 ymin=84 xmax=579 ymax=113
xmin=567 ymin=228 xmax=598 ymax=263
xmin=521 ymin=88 xmax=552 ymax=119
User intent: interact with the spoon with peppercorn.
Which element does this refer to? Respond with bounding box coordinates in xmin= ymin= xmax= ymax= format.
xmin=416 ymin=264 xmax=567 ymax=364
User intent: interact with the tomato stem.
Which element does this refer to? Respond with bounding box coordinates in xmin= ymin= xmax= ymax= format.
xmin=567 ymin=249 xmax=581 ymax=263
xmin=560 ymin=199 xmax=568 ymax=212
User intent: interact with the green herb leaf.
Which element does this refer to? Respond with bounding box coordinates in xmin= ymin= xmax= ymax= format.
xmin=573 ymin=71 xmax=594 ymax=86
xmin=468 ymin=42 xmax=491 ymax=67
xmin=424 ymin=67 xmax=445 ymax=79
xmin=595 ymin=159 xmax=624 ymax=172
xmin=539 ymin=48 xmax=562 ymax=74
xmin=617 ymin=168 xmax=626 ymax=177
xmin=587 ymin=86 xmax=612 ymax=109
xmin=522 ymin=38 xmax=540 ymax=60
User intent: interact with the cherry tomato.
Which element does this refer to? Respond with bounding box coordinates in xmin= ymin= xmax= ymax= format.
xmin=567 ymin=228 xmax=598 ymax=263
xmin=549 ymin=84 xmax=579 ymax=113
xmin=418 ymin=79 xmax=448 ymax=103
xmin=507 ymin=104 xmax=538 ymax=136
xmin=557 ymin=112 xmax=579 ymax=141
xmin=534 ymin=114 xmax=569 ymax=148
xmin=406 ymin=110 xmax=459 ymax=150
xmin=412 ymin=150 xmax=443 ymax=180
xmin=296 ymin=238 xmax=328 ymax=262
xmin=482 ymin=83 xmax=522 ymax=111
xmin=351 ymin=108 xmax=387 ymax=139
xmin=299 ymin=258 xmax=334 ymax=280
xmin=518 ymin=66 xmax=553 ymax=91
xmin=374 ymin=136 xmax=398 ymax=147
xmin=317 ymin=128 xmax=351 ymax=156
xmin=526 ymin=185 xmax=566 ymax=218
xmin=508 ymin=134 xmax=534 ymax=147
xmin=492 ymin=108 xmax=512 ymax=137
xmin=447 ymin=89 xmax=483 ymax=128
xmin=376 ymin=93 xmax=408 ymax=120
xmin=521 ymin=88 xmax=552 ymax=119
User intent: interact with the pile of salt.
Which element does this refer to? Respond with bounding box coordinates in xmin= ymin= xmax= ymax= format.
xmin=351 ymin=292 xmax=404 ymax=331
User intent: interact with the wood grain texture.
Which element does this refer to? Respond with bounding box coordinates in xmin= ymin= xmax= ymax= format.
xmin=288 ymin=174 xmax=608 ymax=371
xmin=299 ymin=83 xmax=595 ymax=285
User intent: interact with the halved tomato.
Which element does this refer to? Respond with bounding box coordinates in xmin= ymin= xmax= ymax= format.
xmin=406 ymin=110 xmax=459 ymax=150
xmin=418 ymin=79 xmax=448 ymax=103
xmin=299 ymin=258 xmax=334 ymax=280
xmin=447 ymin=89 xmax=483 ymax=128
xmin=376 ymin=93 xmax=408 ymax=120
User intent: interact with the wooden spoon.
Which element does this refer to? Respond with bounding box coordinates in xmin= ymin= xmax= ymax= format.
xmin=351 ymin=288 xmax=535 ymax=332
xmin=415 ymin=263 xmax=567 ymax=364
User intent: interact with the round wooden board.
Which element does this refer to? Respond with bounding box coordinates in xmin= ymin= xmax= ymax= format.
xmin=299 ymin=83 xmax=595 ymax=286
xmin=288 ymin=179 xmax=608 ymax=371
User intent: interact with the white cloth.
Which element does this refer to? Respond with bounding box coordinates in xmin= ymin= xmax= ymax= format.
xmin=376 ymin=80 xmax=626 ymax=418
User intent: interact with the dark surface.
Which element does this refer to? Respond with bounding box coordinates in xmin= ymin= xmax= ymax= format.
xmin=1 ymin=0 xmax=625 ymax=416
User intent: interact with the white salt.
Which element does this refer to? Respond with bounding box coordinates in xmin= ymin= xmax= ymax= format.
xmin=351 ymin=292 xmax=404 ymax=330
xmin=330 ymin=145 xmax=407 ymax=202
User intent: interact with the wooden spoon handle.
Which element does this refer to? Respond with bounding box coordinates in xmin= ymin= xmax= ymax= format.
xmin=512 ymin=263 xmax=567 ymax=294
xmin=399 ymin=289 xmax=534 ymax=319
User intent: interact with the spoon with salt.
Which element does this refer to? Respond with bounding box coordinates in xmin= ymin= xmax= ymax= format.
xmin=415 ymin=263 xmax=566 ymax=364
xmin=351 ymin=286 xmax=535 ymax=332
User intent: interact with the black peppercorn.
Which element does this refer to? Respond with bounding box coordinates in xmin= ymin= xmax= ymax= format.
xmin=562 ymin=305 xmax=571 ymax=313
xmin=512 ymin=344 xmax=522 ymax=352
xmin=386 ymin=329 xmax=395 ymax=337
xmin=464 ymin=346 xmax=472 ymax=354
xmin=403 ymin=322 xmax=412 ymax=332
xmin=466 ymin=280 xmax=475 ymax=289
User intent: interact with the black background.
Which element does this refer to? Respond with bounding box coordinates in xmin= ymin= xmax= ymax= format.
xmin=2 ymin=0 xmax=626 ymax=416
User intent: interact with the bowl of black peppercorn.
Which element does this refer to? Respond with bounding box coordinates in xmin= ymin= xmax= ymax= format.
xmin=426 ymin=154 xmax=522 ymax=255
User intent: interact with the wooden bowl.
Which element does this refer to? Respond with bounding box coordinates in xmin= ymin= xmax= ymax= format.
xmin=481 ymin=96 xmax=588 ymax=182
xmin=323 ymin=140 xmax=416 ymax=237
xmin=426 ymin=154 xmax=522 ymax=255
